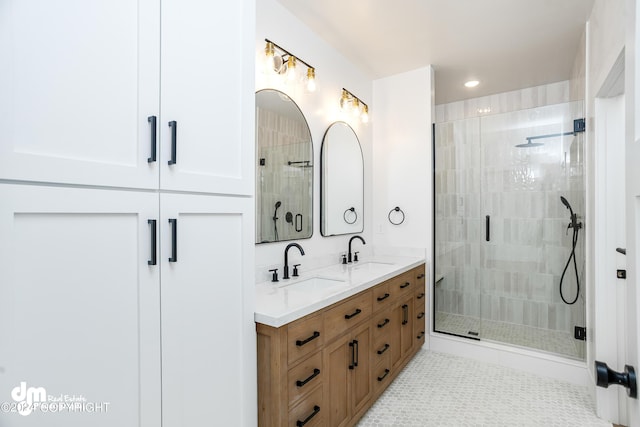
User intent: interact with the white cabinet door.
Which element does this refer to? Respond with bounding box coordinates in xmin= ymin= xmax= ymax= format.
xmin=0 ymin=1 xmax=160 ymax=189
xmin=159 ymin=193 xmax=253 ymax=426
xmin=160 ymin=0 xmax=254 ymax=195
xmin=0 ymin=184 xmax=161 ymax=426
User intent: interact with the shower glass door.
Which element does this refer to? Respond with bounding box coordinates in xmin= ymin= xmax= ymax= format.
xmin=434 ymin=101 xmax=585 ymax=360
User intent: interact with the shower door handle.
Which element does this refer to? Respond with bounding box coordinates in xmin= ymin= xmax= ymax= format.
xmin=486 ymin=215 xmax=490 ymax=241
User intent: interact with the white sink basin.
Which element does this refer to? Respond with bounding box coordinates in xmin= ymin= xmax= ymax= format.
xmin=348 ymin=261 xmax=394 ymax=271
xmin=279 ymin=276 xmax=347 ymax=291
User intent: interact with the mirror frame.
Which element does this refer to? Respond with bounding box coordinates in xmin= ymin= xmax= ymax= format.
xmin=255 ymin=88 xmax=314 ymax=244
xmin=320 ymin=121 xmax=364 ymax=236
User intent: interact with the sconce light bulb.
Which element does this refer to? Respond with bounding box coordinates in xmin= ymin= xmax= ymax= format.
xmin=361 ymin=105 xmax=369 ymax=123
xmin=340 ymin=90 xmax=350 ymax=110
xmin=265 ymin=41 xmax=275 ymax=72
xmin=351 ymin=98 xmax=360 ymax=116
xmin=286 ymin=56 xmax=297 ymax=81
xmin=306 ymin=68 xmax=316 ymax=92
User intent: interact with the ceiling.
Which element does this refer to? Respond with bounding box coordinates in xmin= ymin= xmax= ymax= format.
xmin=275 ymin=0 xmax=595 ymax=104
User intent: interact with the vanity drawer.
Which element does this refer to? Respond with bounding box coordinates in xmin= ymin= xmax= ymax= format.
xmin=372 ymin=358 xmax=392 ymax=394
xmin=288 ymin=313 xmax=324 ymax=366
xmin=414 ymin=265 xmax=426 ymax=289
xmin=288 ymin=352 xmax=323 ymax=406
xmin=372 ymin=310 xmax=392 ymax=343
xmin=415 ymin=287 xmax=426 ymax=305
xmin=288 ymin=385 xmax=323 ymax=427
xmin=372 ymin=337 xmax=392 ymax=367
xmin=390 ymin=270 xmax=414 ymax=298
xmin=372 ymin=280 xmax=393 ymax=312
xmin=324 ymin=290 xmax=372 ymax=342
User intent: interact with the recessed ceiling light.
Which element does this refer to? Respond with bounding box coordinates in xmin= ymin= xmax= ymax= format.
xmin=465 ymin=80 xmax=480 ymax=88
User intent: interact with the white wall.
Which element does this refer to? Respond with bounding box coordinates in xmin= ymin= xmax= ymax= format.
xmin=372 ymin=67 xmax=434 ymax=257
xmin=255 ymin=0 xmax=373 ymax=281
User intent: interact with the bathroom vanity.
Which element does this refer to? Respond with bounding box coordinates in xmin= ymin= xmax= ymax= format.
xmin=255 ymin=258 xmax=426 ymax=427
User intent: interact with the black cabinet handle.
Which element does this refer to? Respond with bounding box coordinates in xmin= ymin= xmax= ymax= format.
xmin=147 ymin=219 xmax=157 ymax=265
xmin=417 ymin=312 xmax=425 ymax=319
xmin=417 ymin=273 xmax=425 ymax=279
xmin=377 ymin=318 xmax=390 ymax=329
xmin=417 ymin=292 xmax=425 ymax=300
xmin=147 ymin=116 xmax=157 ymax=163
xmin=400 ymin=282 xmax=411 ymax=289
xmin=296 ymin=405 xmax=320 ymax=427
xmin=377 ymin=293 xmax=390 ymax=302
xmin=353 ymin=339 xmax=359 ymax=367
xmin=348 ymin=341 xmax=355 ymax=370
xmin=168 ymin=218 xmax=177 ymax=262
xmin=486 ymin=215 xmax=490 ymax=241
xmin=377 ymin=343 xmax=390 ymax=355
xmin=296 ymin=368 xmax=320 ymax=388
xmin=168 ymin=121 xmax=177 ymax=165
xmin=377 ymin=369 xmax=390 ymax=382
xmin=295 ymin=331 xmax=320 ymax=347
xmin=344 ymin=308 xmax=362 ymax=320
xmin=402 ymin=304 xmax=408 ymax=325
xmin=417 ymin=331 xmax=425 ymax=340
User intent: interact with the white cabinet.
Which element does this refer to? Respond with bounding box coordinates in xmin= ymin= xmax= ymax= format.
xmin=159 ymin=193 xmax=253 ymax=426
xmin=0 ymin=1 xmax=255 ymax=425
xmin=0 ymin=0 xmax=253 ymax=196
xmin=0 ymin=186 xmax=254 ymax=426
xmin=0 ymin=0 xmax=160 ymax=190
xmin=0 ymin=184 xmax=161 ymax=427
xmin=159 ymin=0 xmax=254 ymax=195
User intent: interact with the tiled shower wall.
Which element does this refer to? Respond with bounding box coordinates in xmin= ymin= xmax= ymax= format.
xmin=256 ymin=107 xmax=313 ymax=242
xmin=434 ymin=81 xmax=586 ymax=354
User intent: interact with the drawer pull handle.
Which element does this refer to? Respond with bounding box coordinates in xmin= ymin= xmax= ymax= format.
xmin=377 ymin=369 xmax=390 ymax=382
xmin=344 ymin=308 xmax=362 ymax=320
xmin=349 ymin=341 xmax=355 ymax=369
xmin=417 ymin=312 xmax=425 ymax=319
xmin=296 ymin=331 xmax=320 ymax=347
xmin=417 ymin=292 xmax=425 ymax=300
xmin=402 ymin=304 xmax=409 ymax=325
xmin=296 ymin=405 xmax=320 ymax=427
xmin=377 ymin=343 xmax=390 ymax=355
xmin=417 ymin=331 xmax=425 ymax=340
xmin=147 ymin=219 xmax=157 ymax=266
xmin=168 ymin=120 xmax=177 ymax=165
xmin=417 ymin=273 xmax=425 ymax=279
xmin=147 ymin=116 xmax=157 ymax=162
xmin=377 ymin=318 xmax=390 ymax=328
xmin=377 ymin=293 xmax=390 ymax=302
xmin=296 ymin=368 xmax=320 ymax=387
xmin=400 ymin=282 xmax=411 ymax=289
xmin=168 ymin=218 xmax=177 ymax=262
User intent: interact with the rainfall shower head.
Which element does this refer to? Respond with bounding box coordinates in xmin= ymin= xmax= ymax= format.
xmin=515 ymin=141 xmax=544 ymax=148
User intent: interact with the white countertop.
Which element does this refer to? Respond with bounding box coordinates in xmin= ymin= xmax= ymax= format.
xmin=254 ymin=255 xmax=426 ymax=327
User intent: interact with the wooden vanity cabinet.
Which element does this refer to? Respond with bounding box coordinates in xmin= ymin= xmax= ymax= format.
xmin=257 ymin=263 xmax=426 ymax=427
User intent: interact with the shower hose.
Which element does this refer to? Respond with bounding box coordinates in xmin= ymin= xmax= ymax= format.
xmin=559 ymin=224 xmax=580 ymax=305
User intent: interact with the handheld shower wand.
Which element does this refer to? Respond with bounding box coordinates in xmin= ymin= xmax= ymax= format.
xmin=559 ymin=196 xmax=582 ymax=305
xmin=273 ymin=201 xmax=282 ymax=241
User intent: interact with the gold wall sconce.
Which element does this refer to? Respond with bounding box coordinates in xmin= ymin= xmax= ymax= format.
xmin=340 ymin=88 xmax=369 ymax=123
xmin=264 ymin=39 xmax=316 ymax=92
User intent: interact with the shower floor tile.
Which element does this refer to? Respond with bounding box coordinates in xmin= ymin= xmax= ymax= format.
xmin=357 ymin=350 xmax=609 ymax=427
xmin=435 ymin=311 xmax=582 ymax=359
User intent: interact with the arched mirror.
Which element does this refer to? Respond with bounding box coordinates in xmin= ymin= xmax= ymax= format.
xmin=255 ymin=89 xmax=313 ymax=243
xmin=321 ymin=121 xmax=364 ymax=236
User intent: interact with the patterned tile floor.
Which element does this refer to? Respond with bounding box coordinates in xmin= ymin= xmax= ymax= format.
xmin=357 ymin=350 xmax=610 ymax=427
xmin=435 ymin=312 xmax=583 ymax=360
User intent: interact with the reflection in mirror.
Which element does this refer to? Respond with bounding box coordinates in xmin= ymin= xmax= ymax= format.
xmin=321 ymin=121 xmax=364 ymax=236
xmin=256 ymin=89 xmax=313 ymax=243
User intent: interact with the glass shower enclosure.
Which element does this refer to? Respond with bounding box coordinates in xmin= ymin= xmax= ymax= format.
xmin=433 ymin=101 xmax=585 ymax=360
